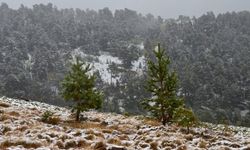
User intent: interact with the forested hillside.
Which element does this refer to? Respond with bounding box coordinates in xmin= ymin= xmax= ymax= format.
xmin=0 ymin=3 xmax=249 ymax=126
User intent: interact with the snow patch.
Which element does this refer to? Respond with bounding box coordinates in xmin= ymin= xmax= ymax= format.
xmin=240 ymin=110 xmax=249 ymax=117
xmin=132 ymin=56 xmax=145 ymax=75
xmin=71 ymin=48 xmax=122 ymax=84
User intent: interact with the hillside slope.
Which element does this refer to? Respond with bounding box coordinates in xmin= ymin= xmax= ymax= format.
xmin=0 ymin=97 xmax=249 ymax=150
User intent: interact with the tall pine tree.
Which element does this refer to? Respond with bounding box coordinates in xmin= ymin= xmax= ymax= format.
xmin=61 ymin=58 xmax=102 ymax=121
xmin=142 ymin=43 xmax=183 ymax=125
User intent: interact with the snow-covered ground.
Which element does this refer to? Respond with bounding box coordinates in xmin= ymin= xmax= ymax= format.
xmin=71 ymin=47 xmax=146 ymax=85
xmin=132 ymin=56 xmax=145 ymax=76
xmin=0 ymin=96 xmax=250 ymax=150
xmin=71 ymin=48 xmax=123 ymax=85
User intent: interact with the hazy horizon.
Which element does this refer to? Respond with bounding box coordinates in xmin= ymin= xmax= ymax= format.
xmin=0 ymin=0 xmax=250 ymax=19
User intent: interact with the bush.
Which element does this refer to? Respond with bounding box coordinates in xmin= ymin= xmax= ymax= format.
xmin=41 ymin=111 xmax=54 ymax=122
xmin=41 ymin=111 xmax=60 ymax=125
xmin=173 ymin=107 xmax=198 ymax=133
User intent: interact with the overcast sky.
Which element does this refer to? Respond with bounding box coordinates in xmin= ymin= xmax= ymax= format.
xmin=1 ymin=0 xmax=250 ymax=18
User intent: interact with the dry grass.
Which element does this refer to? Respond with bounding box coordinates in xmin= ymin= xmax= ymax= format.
xmin=50 ymin=117 xmax=61 ymax=125
xmin=107 ymin=137 xmax=121 ymax=145
xmin=102 ymin=129 xmax=113 ymax=134
xmin=174 ymin=139 xmax=182 ymax=146
xmin=177 ymin=145 xmax=187 ymax=150
xmin=55 ymin=139 xmax=90 ymax=149
xmin=118 ymin=124 xmax=135 ymax=134
xmin=118 ymin=134 xmax=129 ymax=140
xmin=0 ymin=140 xmax=42 ymax=149
xmin=93 ymin=141 xmax=107 ymax=150
xmin=184 ymin=134 xmax=193 ymax=141
xmin=63 ymin=121 xmax=106 ymax=130
xmin=145 ymin=138 xmax=153 ymax=143
xmin=8 ymin=111 xmax=20 ymax=117
xmin=0 ymin=114 xmax=10 ymax=121
xmin=85 ymin=129 xmax=95 ymax=134
xmin=143 ymin=118 xmax=161 ymax=126
xmin=150 ymin=141 xmax=158 ymax=150
xmin=64 ymin=140 xmax=77 ymax=149
xmin=1 ymin=126 xmax=11 ymax=135
xmin=59 ymin=134 xmax=71 ymax=142
xmin=45 ymin=117 xmax=61 ymax=125
xmin=85 ymin=134 xmax=95 ymax=140
xmin=108 ymin=124 xmax=119 ymax=130
xmin=73 ymin=130 xmax=82 ymax=136
xmin=93 ymin=132 xmax=105 ymax=138
xmin=29 ymin=107 xmax=38 ymax=111
xmin=15 ymin=125 xmax=28 ymax=132
xmin=77 ymin=139 xmax=90 ymax=148
xmin=198 ymin=139 xmax=207 ymax=148
xmin=140 ymin=143 xmax=149 ymax=148
xmin=0 ymin=102 xmax=10 ymax=108
xmin=161 ymin=140 xmax=176 ymax=149
xmin=55 ymin=140 xmax=64 ymax=149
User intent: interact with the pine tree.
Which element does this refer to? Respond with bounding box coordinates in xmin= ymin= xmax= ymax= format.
xmin=61 ymin=58 xmax=102 ymax=121
xmin=173 ymin=107 xmax=197 ymax=133
xmin=142 ymin=43 xmax=183 ymax=125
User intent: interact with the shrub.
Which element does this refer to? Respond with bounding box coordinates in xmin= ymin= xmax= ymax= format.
xmin=123 ymin=112 xmax=131 ymax=117
xmin=173 ymin=107 xmax=198 ymax=133
xmin=41 ymin=111 xmax=60 ymax=125
xmin=41 ymin=111 xmax=54 ymax=122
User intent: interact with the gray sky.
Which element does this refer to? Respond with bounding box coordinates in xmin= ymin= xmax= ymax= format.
xmin=1 ymin=0 xmax=250 ymax=18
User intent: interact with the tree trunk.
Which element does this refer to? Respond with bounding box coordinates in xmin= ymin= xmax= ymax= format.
xmin=76 ymin=109 xmax=80 ymax=121
xmin=162 ymin=118 xmax=166 ymax=126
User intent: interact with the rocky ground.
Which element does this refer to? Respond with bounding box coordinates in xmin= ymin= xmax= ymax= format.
xmin=0 ymin=96 xmax=250 ymax=150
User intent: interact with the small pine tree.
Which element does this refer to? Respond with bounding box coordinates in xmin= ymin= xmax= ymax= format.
xmin=173 ymin=107 xmax=197 ymax=133
xmin=142 ymin=43 xmax=183 ymax=125
xmin=61 ymin=58 xmax=102 ymax=121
